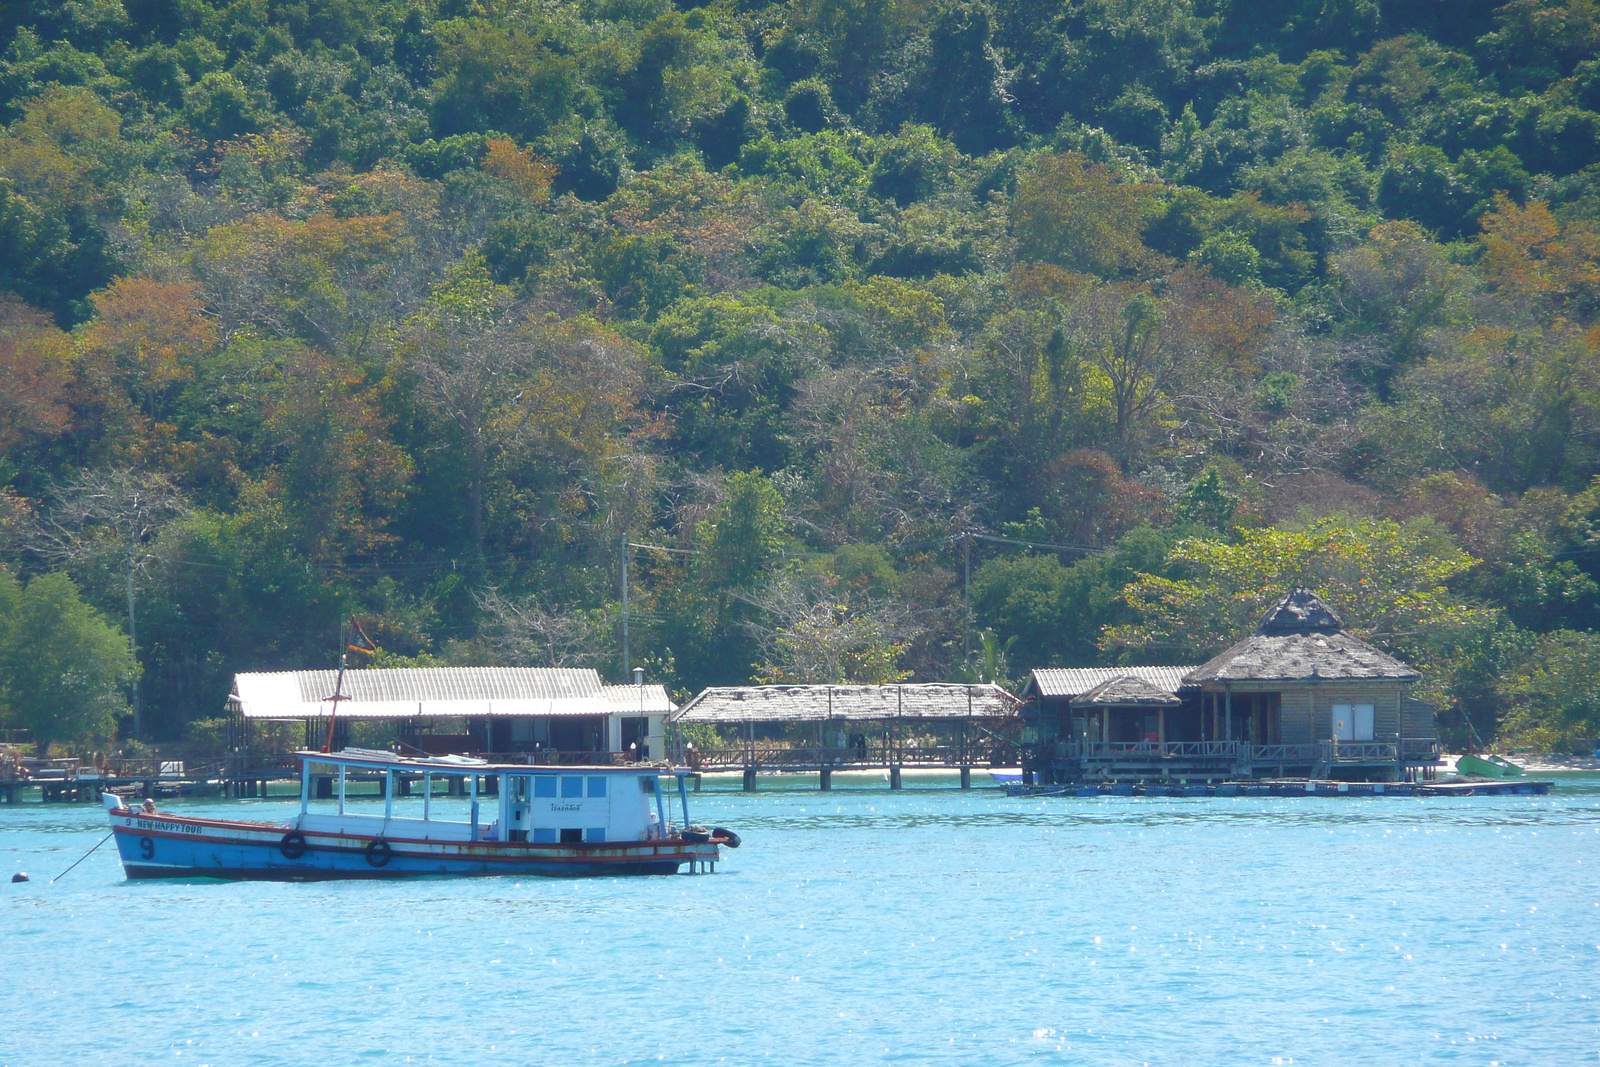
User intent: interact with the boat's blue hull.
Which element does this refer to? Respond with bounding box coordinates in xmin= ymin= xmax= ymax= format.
xmin=110 ymin=812 xmax=718 ymax=880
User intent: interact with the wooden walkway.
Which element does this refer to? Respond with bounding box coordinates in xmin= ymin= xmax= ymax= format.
xmin=1008 ymin=778 xmax=1554 ymax=798
xmin=0 ymin=772 xmax=304 ymax=804
xmin=687 ymin=744 xmax=1014 ymax=790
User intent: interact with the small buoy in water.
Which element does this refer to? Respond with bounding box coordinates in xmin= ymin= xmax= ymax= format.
xmin=11 ymin=872 xmax=28 ymax=883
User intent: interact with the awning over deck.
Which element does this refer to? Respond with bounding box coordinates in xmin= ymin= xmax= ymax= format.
xmin=602 ymin=683 xmax=676 ymax=716
xmin=1025 ymin=666 xmax=1198 ymax=701
xmin=1070 ymin=675 xmax=1183 ymax=708
xmin=671 ymin=683 xmax=1018 ymax=724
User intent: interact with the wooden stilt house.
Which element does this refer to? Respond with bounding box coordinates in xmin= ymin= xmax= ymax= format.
xmin=1184 ymin=587 xmax=1437 ymax=781
xmin=1019 ymin=588 xmax=1441 ymax=785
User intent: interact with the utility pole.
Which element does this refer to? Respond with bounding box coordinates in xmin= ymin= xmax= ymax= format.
xmin=620 ymin=532 xmax=630 ymax=674
xmin=962 ymin=530 xmax=972 ymax=667
xmin=126 ymin=532 xmax=140 ymax=739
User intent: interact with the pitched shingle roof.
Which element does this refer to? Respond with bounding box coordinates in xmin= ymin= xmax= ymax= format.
xmin=1024 ymin=666 xmax=1198 ymax=700
xmin=1070 ymin=674 xmax=1183 ymax=707
xmin=670 ymin=683 xmax=1018 ymax=723
xmin=1184 ymin=589 xmax=1420 ymax=683
xmin=1256 ymin=587 xmax=1343 ymax=634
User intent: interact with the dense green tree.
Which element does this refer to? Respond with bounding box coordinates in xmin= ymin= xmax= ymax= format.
xmin=0 ymin=567 xmax=135 ymax=752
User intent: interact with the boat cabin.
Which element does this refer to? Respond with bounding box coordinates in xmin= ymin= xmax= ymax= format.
xmin=293 ymin=749 xmax=699 ymax=846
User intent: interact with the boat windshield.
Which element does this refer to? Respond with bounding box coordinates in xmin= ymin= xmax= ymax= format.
xmin=299 ymin=757 xmax=486 ymax=823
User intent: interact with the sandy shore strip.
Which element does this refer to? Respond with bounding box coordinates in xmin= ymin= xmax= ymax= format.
xmin=1441 ymin=753 xmax=1600 ymax=773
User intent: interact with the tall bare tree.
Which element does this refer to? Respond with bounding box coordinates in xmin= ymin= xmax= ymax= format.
xmin=744 ymin=572 xmax=921 ymax=684
xmin=30 ymin=468 xmax=188 ymax=737
xmin=397 ymin=256 xmax=523 ymax=567
xmin=474 ymin=587 xmax=614 ymax=670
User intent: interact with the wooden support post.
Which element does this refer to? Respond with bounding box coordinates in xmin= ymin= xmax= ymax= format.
xmin=960 ymin=766 xmax=971 ymax=789
xmin=820 ymin=766 xmax=832 ymax=791
xmin=742 ymin=766 xmax=757 ymax=792
xmin=889 ymin=765 xmax=902 ymax=790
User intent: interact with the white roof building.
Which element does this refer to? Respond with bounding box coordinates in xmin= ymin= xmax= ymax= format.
xmin=230 ymin=667 xmax=676 ymax=720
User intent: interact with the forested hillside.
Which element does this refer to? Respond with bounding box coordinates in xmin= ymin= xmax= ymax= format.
xmin=2 ymin=0 xmax=1600 ymax=753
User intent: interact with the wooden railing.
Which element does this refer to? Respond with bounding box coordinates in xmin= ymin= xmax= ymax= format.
xmin=1402 ymin=738 xmax=1442 ymax=760
xmin=684 ymin=744 xmax=1008 ymax=769
xmin=1325 ymin=742 xmax=1397 ymax=761
xmin=1064 ymin=741 xmax=1243 ymax=760
xmin=1244 ymin=744 xmax=1322 ymax=763
xmin=1049 ymin=739 xmax=1443 ymax=767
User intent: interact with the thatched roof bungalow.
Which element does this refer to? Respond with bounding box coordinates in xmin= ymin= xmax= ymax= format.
xmin=1018 ymin=588 xmax=1440 ymax=785
xmin=1184 ymin=588 xmax=1426 ymax=751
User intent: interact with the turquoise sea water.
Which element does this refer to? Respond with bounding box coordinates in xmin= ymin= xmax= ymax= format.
xmin=3 ymin=772 xmax=1598 ymax=1066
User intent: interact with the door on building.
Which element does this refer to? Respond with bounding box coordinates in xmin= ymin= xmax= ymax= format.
xmin=548 ymin=716 xmax=605 ymax=754
xmin=1332 ymin=703 xmax=1376 ymax=741
xmin=620 ymin=716 xmax=650 ymax=759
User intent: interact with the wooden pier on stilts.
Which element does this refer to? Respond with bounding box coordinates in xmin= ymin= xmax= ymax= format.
xmin=671 ymin=683 xmax=1023 ymax=791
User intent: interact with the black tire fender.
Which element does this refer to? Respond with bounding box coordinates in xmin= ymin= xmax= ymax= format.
xmin=711 ymin=826 xmax=741 ymax=848
xmin=279 ymin=831 xmax=308 ymax=860
xmin=680 ymin=825 xmax=711 ymax=844
xmin=365 ymin=837 xmax=393 ymax=867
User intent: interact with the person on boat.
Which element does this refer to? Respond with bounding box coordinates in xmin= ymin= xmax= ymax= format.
xmin=141 ymin=798 xmax=157 ymax=814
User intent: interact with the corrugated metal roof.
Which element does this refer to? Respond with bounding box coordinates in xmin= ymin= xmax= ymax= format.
xmin=601 ymin=684 xmax=676 ymax=715
xmin=232 ymin=667 xmax=611 ymax=720
xmin=1026 ymin=667 xmax=1198 ymax=700
xmin=1185 ymin=631 xmax=1420 ymax=683
xmin=1070 ymin=674 xmax=1182 ymax=707
xmin=671 ymin=683 xmax=1018 ymax=723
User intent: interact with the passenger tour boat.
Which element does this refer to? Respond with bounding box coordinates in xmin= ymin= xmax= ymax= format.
xmin=105 ymin=748 xmax=738 ymax=880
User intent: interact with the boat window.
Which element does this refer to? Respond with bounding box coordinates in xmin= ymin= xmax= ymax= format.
xmin=533 ymin=775 xmax=557 ymax=798
xmin=561 ymin=776 xmax=584 ymax=798
xmin=560 ymin=828 xmax=583 ymax=844
xmin=639 ymin=775 xmax=656 ymax=794
xmin=586 ymin=828 xmax=605 ymax=842
xmin=587 ymin=776 xmax=607 ymax=798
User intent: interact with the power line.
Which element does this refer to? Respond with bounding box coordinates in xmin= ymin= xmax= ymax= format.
xmin=626 ymin=541 xmax=698 ymax=556
xmin=968 ymin=532 xmax=1107 ymax=555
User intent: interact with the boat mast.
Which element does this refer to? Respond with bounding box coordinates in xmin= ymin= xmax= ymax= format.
xmin=322 ymin=619 xmax=351 ymax=753
xmin=321 ymin=617 xmax=376 ymax=753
